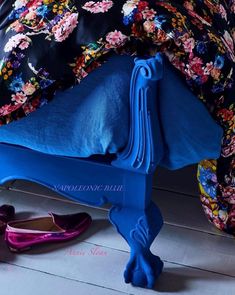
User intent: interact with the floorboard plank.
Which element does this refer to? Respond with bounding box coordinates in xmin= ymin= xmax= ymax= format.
xmin=152 ymin=189 xmax=231 ymax=238
xmin=0 ymin=261 xmax=126 ymax=295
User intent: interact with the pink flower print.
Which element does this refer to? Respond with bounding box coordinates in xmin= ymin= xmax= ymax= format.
xmin=203 ymin=62 xmax=214 ymax=75
xmin=10 ymin=20 xmax=25 ymax=33
xmin=22 ymin=82 xmax=36 ymax=96
xmin=0 ymin=104 xmax=12 ymax=116
xmin=143 ymin=21 xmax=155 ymax=33
xmin=189 ymin=56 xmax=204 ymax=75
xmin=184 ymin=1 xmax=194 ymax=11
xmin=183 ymin=37 xmax=195 ymax=53
xmin=106 ymin=30 xmax=128 ymax=47
xmin=11 ymin=92 xmax=27 ymax=105
xmin=222 ymin=135 xmax=235 ymax=157
xmin=0 ymin=104 xmax=20 ymax=116
xmin=19 ymin=40 xmax=30 ymax=50
xmin=142 ymin=8 xmax=156 ymax=20
xmin=213 ymin=218 xmax=225 ymax=231
xmin=200 ymin=194 xmax=211 ymax=206
xmin=52 ymin=13 xmax=79 ymax=42
xmin=220 ymin=185 xmax=235 ymax=204
xmin=164 ymin=52 xmax=185 ymax=72
xmin=82 ymin=0 xmax=113 ymax=13
xmin=219 ymin=4 xmax=227 ymax=20
xmin=4 ymin=34 xmax=31 ymax=52
xmin=25 ymin=10 xmax=37 ymax=21
xmin=189 ymin=56 xmax=203 ymax=66
xmin=222 ymin=30 xmax=235 ymax=61
xmin=210 ymin=67 xmax=221 ymax=80
xmin=27 ymin=0 xmax=43 ymax=11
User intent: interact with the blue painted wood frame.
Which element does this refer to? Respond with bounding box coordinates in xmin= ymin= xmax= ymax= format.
xmin=0 ymin=53 xmax=165 ymax=289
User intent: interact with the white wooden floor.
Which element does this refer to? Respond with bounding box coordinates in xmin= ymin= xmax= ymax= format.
xmin=0 ymin=165 xmax=234 ymax=295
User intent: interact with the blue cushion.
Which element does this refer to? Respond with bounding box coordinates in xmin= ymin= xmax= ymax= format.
xmin=0 ymin=55 xmax=223 ymax=169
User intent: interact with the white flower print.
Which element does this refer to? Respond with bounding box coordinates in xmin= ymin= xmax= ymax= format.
xmin=82 ymin=0 xmax=114 ymax=13
xmin=4 ymin=34 xmax=31 ymax=52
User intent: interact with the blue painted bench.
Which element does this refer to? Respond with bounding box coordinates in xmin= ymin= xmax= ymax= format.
xmin=0 ymin=54 xmax=222 ymax=289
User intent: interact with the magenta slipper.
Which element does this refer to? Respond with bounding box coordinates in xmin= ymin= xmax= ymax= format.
xmin=5 ymin=212 xmax=92 ymax=252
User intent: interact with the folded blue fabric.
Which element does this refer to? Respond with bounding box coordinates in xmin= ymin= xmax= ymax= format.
xmin=158 ymin=58 xmax=223 ymax=169
xmin=0 ymin=55 xmax=223 ymax=170
xmin=0 ymin=55 xmax=132 ymax=157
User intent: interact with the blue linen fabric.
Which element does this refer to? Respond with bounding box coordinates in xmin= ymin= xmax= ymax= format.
xmin=0 ymin=55 xmax=223 ymax=170
xmin=0 ymin=55 xmax=132 ymax=157
xmin=158 ymin=57 xmax=223 ymax=170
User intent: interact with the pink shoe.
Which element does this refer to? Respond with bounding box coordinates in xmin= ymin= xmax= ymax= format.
xmin=0 ymin=204 xmax=15 ymax=234
xmin=5 ymin=212 xmax=92 ymax=253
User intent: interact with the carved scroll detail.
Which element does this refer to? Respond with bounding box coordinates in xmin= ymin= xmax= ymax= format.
xmin=112 ymin=54 xmax=164 ymax=174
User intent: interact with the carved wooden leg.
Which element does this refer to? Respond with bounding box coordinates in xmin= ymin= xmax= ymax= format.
xmin=109 ymin=201 xmax=163 ymax=289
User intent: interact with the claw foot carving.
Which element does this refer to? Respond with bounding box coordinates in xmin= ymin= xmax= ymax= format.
xmin=124 ymin=250 xmax=163 ymax=289
xmin=109 ymin=201 xmax=164 ymax=288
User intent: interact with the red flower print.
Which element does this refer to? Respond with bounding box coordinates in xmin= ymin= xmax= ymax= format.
xmin=217 ymin=108 xmax=234 ymax=121
xmin=138 ymin=1 xmax=149 ymax=11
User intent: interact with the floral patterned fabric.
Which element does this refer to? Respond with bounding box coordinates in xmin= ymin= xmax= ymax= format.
xmin=0 ymin=1 xmax=234 ymax=234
